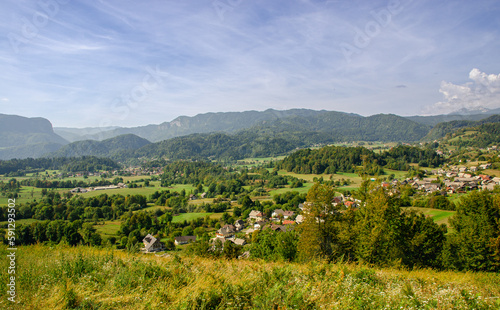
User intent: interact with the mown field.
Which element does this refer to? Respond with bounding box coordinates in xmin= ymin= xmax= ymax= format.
xmin=171 ymin=212 xmax=214 ymax=223
xmin=1 ymin=245 xmax=499 ymax=309
xmin=407 ymin=207 xmax=456 ymax=228
xmin=93 ymin=221 xmax=122 ymax=238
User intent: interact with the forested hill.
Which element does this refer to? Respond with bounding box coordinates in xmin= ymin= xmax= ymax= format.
xmin=248 ymin=112 xmax=430 ymax=142
xmin=49 ymin=134 xmax=151 ymax=158
xmin=278 ymin=145 xmax=444 ymax=175
xmin=123 ymin=132 xmax=296 ymax=161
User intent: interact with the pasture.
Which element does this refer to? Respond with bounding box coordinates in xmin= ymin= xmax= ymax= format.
xmin=407 ymin=207 xmax=456 ymax=228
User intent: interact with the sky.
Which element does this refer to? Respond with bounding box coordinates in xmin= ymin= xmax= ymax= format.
xmin=0 ymin=0 xmax=499 ymax=128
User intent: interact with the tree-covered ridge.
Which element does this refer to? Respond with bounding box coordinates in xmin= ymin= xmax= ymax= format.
xmin=119 ymin=113 xmax=431 ymax=162
xmin=423 ymin=114 xmax=500 ymax=141
xmin=278 ymin=145 xmax=444 ymax=174
xmin=127 ymin=132 xmax=296 ymax=161
xmin=250 ymin=112 xmax=430 ymax=142
xmin=0 ymin=156 xmax=120 ymax=175
xmin=443 ymin=122 xmax=500 ymax=148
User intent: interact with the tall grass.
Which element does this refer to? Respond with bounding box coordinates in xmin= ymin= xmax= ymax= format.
xmin=0 ymin=245 xmax=499 ymax=309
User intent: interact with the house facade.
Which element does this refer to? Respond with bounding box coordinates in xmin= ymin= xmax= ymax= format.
xmin=174 ymin=236 xmax=197 ymax=245
xmin=142 ymin=234 xmax=166 ymax=253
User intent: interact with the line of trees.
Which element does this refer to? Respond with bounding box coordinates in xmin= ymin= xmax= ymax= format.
xmin=288 ymin=183 xmax=500 ymax=271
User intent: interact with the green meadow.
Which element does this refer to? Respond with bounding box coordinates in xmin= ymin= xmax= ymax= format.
xmin=407 ymin=207 xmax=456 ymax=227
xmin=1 ymin=244 xmax=499 ymax=309
xmin=171 ymin=212 xmax=214 ymax=223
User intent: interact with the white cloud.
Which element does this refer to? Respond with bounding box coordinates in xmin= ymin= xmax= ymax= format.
xmin=1 ymin=98 xmax=9 ymax=102
xmin=427 ymin=68 xmax=500 ymax=114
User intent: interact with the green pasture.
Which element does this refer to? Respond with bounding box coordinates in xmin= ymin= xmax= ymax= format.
xmin=0 ymin=218 xmax=40 ymax=227
xmin=138 ymin=205 xmax=172 ymax=213
xmin=407 ymin=207 xmax=456 ymax=228
xmin=0 ymin=186 xmax=68 ymax=207
xmin=172 ymin=212 xmax=214 ymax=223
xmin=93 ymin=220 xmax=122 ymax=238
xmin=267 ymin=182 xmax=314 ymax=196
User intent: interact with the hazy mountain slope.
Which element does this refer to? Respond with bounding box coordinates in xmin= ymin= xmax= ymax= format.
xmin=120 ymin=112 xmax=429 ymax=161
xmin=249 ymin=112 xmax=430 ymax=142
xmin=0 ymin=114 xmax=68 ymax=147
xmin=80 ymin=109 xmax=330 ymax=142
xmin=0 ymin=114 xmax=68 ymax=159
xmin=50 ymin=134 xmax=151 ymax=158
xmin=406 ymin=108 xmax=500 ymax=126
xmin=54 ymin=126 xmax=121 ymax=142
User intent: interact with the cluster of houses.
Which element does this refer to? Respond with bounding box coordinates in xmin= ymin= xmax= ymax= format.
xmin=141 ymin=234 xmax=198 ymax=253
xmin=53 ymin=166 xmax=163 ymax=180
xmin=122 ymin=166 xmax=163 ymax=176
xmin=404 ymin=164 xmax=499 ymax=194
xmin=140 ymin=207 xmax=311 ymax=253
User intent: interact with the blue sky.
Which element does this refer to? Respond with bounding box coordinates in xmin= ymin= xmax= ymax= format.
xmin=0 ymin=0 xmax=499 ymax=127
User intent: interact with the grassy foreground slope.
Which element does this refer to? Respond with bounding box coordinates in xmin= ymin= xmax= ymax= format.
xmin=1 ymin=245 xmax=500 ymax=309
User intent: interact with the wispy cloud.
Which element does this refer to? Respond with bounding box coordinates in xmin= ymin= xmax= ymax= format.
xmin=424 ymin=68 xmax=500 ymax=114
xmin=0 ymin=0 xmax=499 ymax=126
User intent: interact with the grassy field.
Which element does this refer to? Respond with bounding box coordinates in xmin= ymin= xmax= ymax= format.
xmin=93 ymin=220 xmax=122 ymax=238
xmin=267 ymin=182 xmax=314 ymax=196
xmin=407 ymin=207 xmax=456 ymax=228
xmin=1 ymin=244 xmax=499 ymax=309
xmin=0 ymin=218 xmax=40 ymax=227
xmin=0 ymin=186 xmax=69 ymax=207
xmin=171 ymin=212 xmax=214 ymax=223
xmin=138 ymin=205 xmax=172 ymax=213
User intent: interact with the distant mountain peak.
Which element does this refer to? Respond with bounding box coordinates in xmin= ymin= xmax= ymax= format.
xmin=448 ymin=107 xmax=491 ymax=115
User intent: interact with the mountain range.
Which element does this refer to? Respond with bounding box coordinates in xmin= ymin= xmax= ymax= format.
xmin=2 ymin=108 xmax=500 ymax=160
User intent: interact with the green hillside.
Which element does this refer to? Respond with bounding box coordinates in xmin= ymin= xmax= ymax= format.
xmin=438 ymin=122 xmax=500 ymax=149
xmin=423 ymin=114 xmax=500 ymax=141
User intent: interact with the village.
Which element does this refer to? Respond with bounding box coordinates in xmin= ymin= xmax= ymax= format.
xmin=141 ymin=206 xmax=308 ymax=254
xmin=403 ymin=163 xmax=497 ymax=193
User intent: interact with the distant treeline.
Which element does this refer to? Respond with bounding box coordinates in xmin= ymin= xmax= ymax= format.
xmin=0 ymin=156 xmax=120 ymax=175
